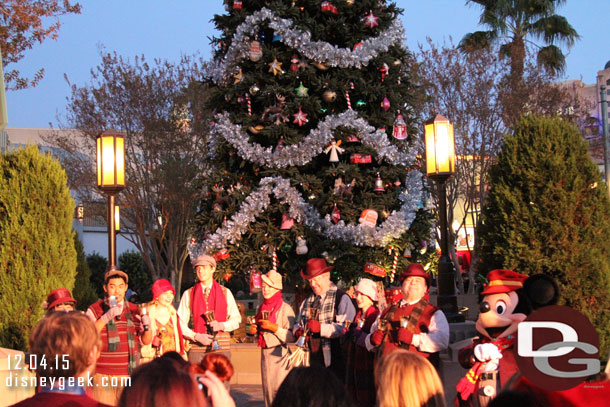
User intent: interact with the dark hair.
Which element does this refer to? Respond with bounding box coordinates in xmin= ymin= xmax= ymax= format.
xmin=272 ymin=366 xmax=354 ymax=407
xmin=119 ymin=356 xmax=207 ymax=407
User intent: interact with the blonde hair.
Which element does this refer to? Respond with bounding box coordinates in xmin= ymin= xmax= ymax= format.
xmin=376 ymin=349 xmax=446 ymax=407
xmin=29 ymin=311 xmax=101 ymax=379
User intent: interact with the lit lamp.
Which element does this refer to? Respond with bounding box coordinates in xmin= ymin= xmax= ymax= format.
xmin=424 ymin=114 xmax=462 ymax=321
xmin=115 ymin=205 xmax=120 ymax=232
xmin=96 ymin=130 xmax=126 ymax=270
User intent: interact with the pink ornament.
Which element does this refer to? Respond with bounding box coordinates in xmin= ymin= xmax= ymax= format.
xmin=280 ymin=213 xmax=294 ymax=230
xmin=364 ymin=10 xmax=379 ymax=28
xmin=359 ymin=209 xmax=378 ymax=228
xmin=293 ymin=106 xmax=309 ymax=126
xmin=381 ymin=97 xmax=390 ymax=112
xmin=392 ymin=111 xmax=407 ymax=139
xmin=249 ymin=269 xmax=262 ymax=294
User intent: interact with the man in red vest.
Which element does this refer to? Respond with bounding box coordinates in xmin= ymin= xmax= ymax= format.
xmin=177 ymin=254 xmax=241 ymax=363
xmin=86 ymin=268 xmax=152 ymax=405
xmin=366 ymin=263 xmax=449 ymax=368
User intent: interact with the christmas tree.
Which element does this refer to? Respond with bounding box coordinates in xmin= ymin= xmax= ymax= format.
xmin=191 ymin=0 xmax=435 ymax=287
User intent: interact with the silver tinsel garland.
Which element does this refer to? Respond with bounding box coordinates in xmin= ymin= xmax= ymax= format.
xmin=209 ymin=110 xmax=416 ymax=168
xmin=208 ymin=7 xmax=405 ymax=85
xmin=188 ymin=172 xmax=424 ymax=257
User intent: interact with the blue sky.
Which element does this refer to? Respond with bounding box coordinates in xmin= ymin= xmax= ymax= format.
xmin=5 ymin=0 xmax=609 ymax=128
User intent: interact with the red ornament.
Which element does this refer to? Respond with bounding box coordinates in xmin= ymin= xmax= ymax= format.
xmin=249 ymin=269 xmax=262 ymax=294
xmin=353 ymin=42 xmax=363 ymax=50
xmin=350 ymin=153 xmax=372 ymax=164
xmin=380 ymin=63 xmax=389 ymax=82
xmin=331 ymin=204 xmax=341 ymax=224
xmin=293 ymin=106 xmax=309 ymax=126
xmin=290 ymin=54 xmax=300 ymax=72
xmin=392 ymin=111 xmax=408 ymax=140
xmin=321 ymin=1 xmax=338 ymax=14
xmin=363 ymin=10 xmax=379 ymax=28
xmin=233 ymin=0 xmax=242 ymax=10
xmin=364 ymin=263 xmax=386 ymax=277
xmin=213 ymin=248 xmax=230 ymax=262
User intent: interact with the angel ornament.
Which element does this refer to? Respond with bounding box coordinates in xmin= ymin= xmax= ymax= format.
xmin=324 ymin=140 xmax=344 ymax=162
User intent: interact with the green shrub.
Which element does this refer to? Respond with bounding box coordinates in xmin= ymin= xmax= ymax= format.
xmin=119 ymin=251 xmax=152 ymax=303
xmin=86 ymin=252 xmax=107 ymax=299
xmin=0 ymin=146 xmax=77 ymax=350
xmin=477 ymin=115 xmax=610 ymax=355
xmin=72 ymin=234 xmax=99 ymax=309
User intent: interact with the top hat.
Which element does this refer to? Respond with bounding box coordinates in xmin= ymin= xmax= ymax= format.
xmin=481 ymin=269 xmax=528 ymax=295
xmin=45 ymin=288 xmax=77 ymax=310
xmin=399 ymin=263 xmax=431 ymax=286
xmin=301 ymin=258 xmax=333 ymax=280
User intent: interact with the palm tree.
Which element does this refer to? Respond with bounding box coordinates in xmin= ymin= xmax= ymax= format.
xmin=459 ymin=0 xmax=579 ymax=81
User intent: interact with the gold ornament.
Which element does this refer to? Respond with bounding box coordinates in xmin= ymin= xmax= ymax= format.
xmin=312 ymin=62 xmax=329 ymax=70
xmin=233 ymin=69 xmax=243 ymax=84
xmin=249 ymin=83 xmax=260 ymax=95
xmin=346 ymin=0 xmax=354 ymax=5
xmin=268 ymin=58 xmax=285 ymax=76
xmin=249 ymin=125 xmax=265 ymax=134
xmin=323 ymin=90 xmax=337 ymax=103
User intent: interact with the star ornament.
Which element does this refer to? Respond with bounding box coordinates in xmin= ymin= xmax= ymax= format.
xmin=268 ymin=58 xmax=285 ymax=76
xmin=364 ymin=10 xmax=379 ymax=28
xmin=293 ymin=107 xmax=309 ymax=126
xmin=295 ymin=82 xmax=309 ymax=97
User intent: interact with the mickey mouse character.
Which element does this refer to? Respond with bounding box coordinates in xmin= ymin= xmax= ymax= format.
xmin=455 ymin=269 xmax=559 ymax=407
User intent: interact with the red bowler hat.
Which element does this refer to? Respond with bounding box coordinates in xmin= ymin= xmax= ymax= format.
xmin=399 ymin=263 xmax=431 ymax=286
xmin=301 ymin=258 xmax=333 ymax=280
xmin=46 ymin=288 xmax=77 ymax=310
xmin=152 ymin=279 xmax=175 ymax=300
xmin=481 ymin=269 xmax=528 ymax=295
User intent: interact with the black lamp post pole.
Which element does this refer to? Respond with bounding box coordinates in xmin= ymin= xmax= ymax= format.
xmin=435 ymin=178 xmax=459 ymax=319
xmin=106 ymin=193 xmax=117 ymax=270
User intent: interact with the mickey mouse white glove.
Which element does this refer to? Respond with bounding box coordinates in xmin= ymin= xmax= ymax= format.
xmin=474 ymin=343 xmax=503 ymax=372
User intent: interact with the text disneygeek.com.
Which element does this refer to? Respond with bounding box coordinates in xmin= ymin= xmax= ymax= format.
xmin=5 ymin=374 xmax=131 ymax=389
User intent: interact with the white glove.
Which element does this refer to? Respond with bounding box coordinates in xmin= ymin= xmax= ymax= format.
xmin=474 ymin=343 xmax=503 ymax=372
xmin=141 ymin=314 xmax=151 ymax=331
xmin=194 ymin=333 xmax=213 ymax=346
xmin=208 ymin=320 xmax=225 ymax=332
xmin=100 ymin=306 xmax=122 ymax=324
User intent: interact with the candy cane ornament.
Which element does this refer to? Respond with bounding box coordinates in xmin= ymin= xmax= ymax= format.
xmin=345 ymin=82 xmax=354 ymax=110
xmin=245 ymin=94 xmax=252 ymax=115
xmin=389 ymin=246 xmax=399 ymax=283
xmin=272 ymin=248 xmax=278 ymax=272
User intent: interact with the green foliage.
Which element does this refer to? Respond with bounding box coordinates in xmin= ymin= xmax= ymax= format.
xmin=72 ymin=234 xmax=99 ymax=310
xmin=119 ymin=251 xmax=152 ymax=303
xmin=477 ymin=115 xmax=610 ymax=354
xmin=86 ymin=252 xmax=107 ymax=299
xmin=0 ymin=146 xmax=77 ymax=350
xmin=193 ymin=0 xmax=434 ymax=285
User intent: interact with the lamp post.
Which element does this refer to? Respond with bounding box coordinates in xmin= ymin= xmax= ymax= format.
xmin=600 ymin=84 xmax=609 ymax=197
xmin=96 ymin=130 xmax=125 ymax=270
xmin=424 ymin=114 xmax=461 ymax=321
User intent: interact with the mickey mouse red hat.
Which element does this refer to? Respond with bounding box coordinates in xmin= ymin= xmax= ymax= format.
xmin=481 ymin=269 xmax=529 ymax=295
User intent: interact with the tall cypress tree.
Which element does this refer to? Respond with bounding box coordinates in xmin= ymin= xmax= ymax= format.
xmin=192 ymin=0 xmax=435 ymax=287
xmin=477 ymin=115 xmax=610 ymax=354
xmin=0 ymin=146 xmax=77 ymax=349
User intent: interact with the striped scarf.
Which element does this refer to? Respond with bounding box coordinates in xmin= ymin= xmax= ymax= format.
xmin=405 ymin=297 xmax=429 ymax=333
xmin=302 ymin=285 xmax=338 ymax=356
xmin=106 ymin=305 xmax=138 ymax=375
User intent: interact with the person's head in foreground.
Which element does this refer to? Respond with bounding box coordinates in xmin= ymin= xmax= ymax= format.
xmin=29 ymin=311 xmax=100 ymax=381
xmin=376 ymin=349 xmax=446 ymax=407
xmin=119 ymin=355 xmax=207 ymax=407
xmin=271 ymin=365 xmax=354 ymax=407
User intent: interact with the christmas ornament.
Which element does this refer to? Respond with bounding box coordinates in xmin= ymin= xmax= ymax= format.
xmin=392 ymin=111 xmax=407 ymax=139
xmin=271 ymin=248 xmax=278 ymax=272
xmin=364 ymin=10 xmax=379 ymax=28
xmin=323 ymin=90 xmax=337 ymax=103
xmin=364 ymin=263 xmax=386 ymax=277
xmin=290 ymin=54 xmax=300 ymax=72
xmin=324 ymin=140 xmax=344 ymax=162
xmin=248 ymin=124 xmax=264 ymax=134
xmin=346 ymin=134 xmax=359 ymax=142
xmin=249 ymin=268 xmax=262 ymax=294
xmin=345 ymin=82 xmax=354 ymax=110
xmin=393 ymin=58 xmax=402 ymax=67
xmin=388 ymin=246 xmax=399 ymax=282
xmin=312 ymin=62 xmax=329 ymax=70
xmin=281 ymin=243 xmax=293 ymax=253
xmin=381 ymin=96 xmax=391 ymax=112
xmin=280 ymin=213 xmax=294 ymax=230
xmin=249 ymin=83 xmax=260 ymax=95
xmin=295 ymin=82 xmax=309 ymax=97
xmin=249 ymin=40 xmax=263 ymax=62
xmin=295 ymin=237 xmax=308 ymax=255
xmin=380 ymin=62 xmax=389 ymax=82
xmin=268 ymin=58 xmax=285 ymax=76
xmin=331 ymin=203 xmax=341 ymax=223
xmin=321 ymin=1 xmax=338 ymax=14
xmin=233 ymin=0 xmax=242 ymax=10
xmin=245 ymin=94 xmax=252 ymax=115
xmin=233 ymin=69 xmax=243 ymax=84
xmin=272 ymin=34 xmax=281 ymax=42
xmin=213 ymin=248 xmax=230 ymax=261
xmin=374 ymin=173 xmax=385 ymax=193
xmin=403 ymin=244 xmax=413 ymax=258
xmin=223 ymin=273 xmax=232 ymax=282
xmin=275 ymin=137 xmax=284 ymax=152
xmin=292 ymin=106 xmax=309 ymax=126
xmin=262 ymin=94 xmax=289 ymax=125
xmin=359 ymin=209 xmax=378 ymax=228
xmin=356 ymin=100 xmax=366 ymax=107
xmin=420 ymin=240 xmax=428 ymax=254
xmin=346 ymin=0 xmax=354 ymax=6
xmin=353 ymin=42 xmax=363 ymax=50
xmin=320 ymin=107 xmax=328 ymax=113
xmin=350 ymin=153 xmax=372 ymax=164
xmin=334 ymin=177 xmax=355 ymax=201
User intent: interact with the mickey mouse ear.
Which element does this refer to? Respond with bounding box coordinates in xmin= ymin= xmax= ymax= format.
xmin=523 ymin=274 xmax=560 ymax=309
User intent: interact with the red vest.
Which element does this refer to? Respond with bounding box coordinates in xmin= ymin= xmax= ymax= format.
xmin=89 ymin=300 xmax=140 ymax=375
xmin=379 ymin=299 xmax=438 ymax=361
